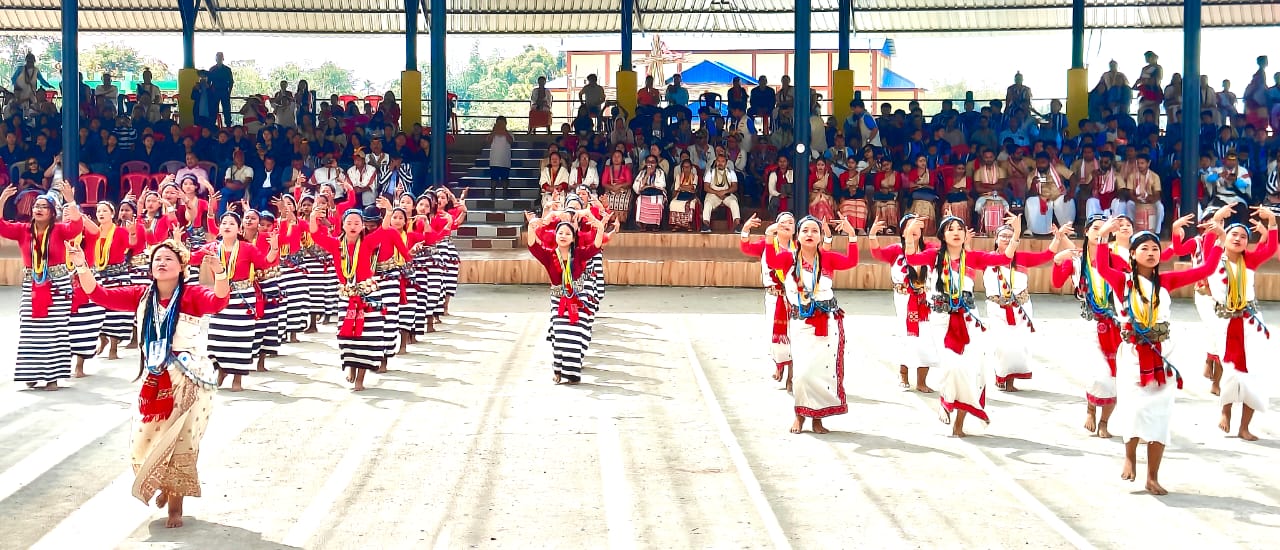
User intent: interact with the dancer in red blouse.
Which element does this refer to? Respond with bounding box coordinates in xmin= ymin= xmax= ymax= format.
xmin=904 ymin=215 xmax=1018 ymax=437
xmin=0 ymin=185 xmax=83 ymax=389
xmin=411 ymin=192 xmax=454 ymax=334
xmin=70 ymin=239 xmax=229 ymax=528
xmin=867 ymin=214 xmax=940 ymax=392
xmin=1093 ymin=220 xmax=1223 ymax=495
xmin=526 ymin=209 xmax=606 ymax=384
xmin=72 ymin=202 xmax=134 ymax=372
xmin=740 ymin=212 xmax=797 ymax=390
xmin=190 ymin=212 xmax=278 ymax=392
xmin=309 ymin=207 xmax=411 ymax=391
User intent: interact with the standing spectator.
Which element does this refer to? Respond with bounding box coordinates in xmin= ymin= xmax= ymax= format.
xmin=190 ymin=72 xmax=217 ymax=129
xmin=208 ymin=52 xmax=235 ymax=127
xmin=1217 ymin=79 xmax=1239 ymax=124
xmin=135 ymin=68 xmax=162 ymax=121
xmin=250 ymin=156 xmax=284 ymax=212
xmin=579 ymin=74 xmax=606 ymax=132
xmin=664 ymin=74 xmax=691 ymax=121
xmin=529 ymin=76 xmax=554 ymax=135
xmin=727 ymin=77 xmax=749 ymax=114
xmin=487 ymin=116 xmax=513 ymax=197
xmin=10 ymin=52 xmax=53 ymax=115
xmin=95 ymin=73 xmax=119 ymax=113
xmin=295 ymin=80 xmax=316 ymax=128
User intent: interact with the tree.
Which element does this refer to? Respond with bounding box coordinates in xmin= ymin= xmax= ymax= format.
xmin=230 ymin=59 xmax=273 ymax=97
xmin=0 ymin=35 xmax=56 ymax=86
xmin=445 ymin=43 xmax=564 ymax=131
xmin=80 ymin=42 xmax=170 ymax=80
xmin=267 ymin=61 xmax=356 ymax=97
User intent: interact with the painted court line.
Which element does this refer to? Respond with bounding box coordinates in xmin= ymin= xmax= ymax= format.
xmin=0 ymin=408 xmax=124 ymax=504
xmin=680 ymin=316 xmax=792 ymax=550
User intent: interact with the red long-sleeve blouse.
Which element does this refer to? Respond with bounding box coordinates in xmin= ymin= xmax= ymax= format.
xmin=190 ymin=239 xmax=273 ymax=282
xmin=311 ymin=229 xmax=411 ymax=284
xmin=88 ymin=284 xmax=229 ymax=317
xmin=0 ymin=219 xmax=84 ymax=268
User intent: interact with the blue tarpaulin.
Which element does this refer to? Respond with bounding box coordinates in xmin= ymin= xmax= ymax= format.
xmin=667 ymin=60 xmax=758 ymax=86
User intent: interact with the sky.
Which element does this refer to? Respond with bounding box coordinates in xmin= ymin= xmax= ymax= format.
xmin=75 ymin=27 xmax=1280 ymax=97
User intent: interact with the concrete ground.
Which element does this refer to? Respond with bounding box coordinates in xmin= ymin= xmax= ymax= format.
xmin=1 ymin=285 xmax=1279 ymax=550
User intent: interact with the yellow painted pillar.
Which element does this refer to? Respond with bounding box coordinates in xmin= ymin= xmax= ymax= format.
xmin=615 ymin=70 xmax=637 ymax=122
xmin=402 ymin=70 xmax=422 ymax=128
xmin=1067 ymin=67 xmax=1088 ymax=137
xmin=178 ymin=68 xmax=197 ymax=128
xmin=831 ymin=69 xmax=854 ymax=128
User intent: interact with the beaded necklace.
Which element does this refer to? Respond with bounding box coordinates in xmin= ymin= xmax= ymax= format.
xmin=95 ymin=224 xmax=116 ymax=270
xmin=217 ymin=240 xmax=239 ymax=280
xmin=941 ymin=249 xmax=967 ymax=309
xmin=31 ymin=225 xmax=50 ymax=283
xmin=1225 ymin=255 xmax=1248 ymax=311
xmin=340 ymin=238 xmax=361 ymax=282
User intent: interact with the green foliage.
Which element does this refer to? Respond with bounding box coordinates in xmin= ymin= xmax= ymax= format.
xmin=0 ymin=35 xmax=57 ymax=85
xmin=80 ymin=42 xmax=171 ymax=80
xmin=445 ymin=42 xmax=564 ymax=131
xmin=267 ymin=61 xmax=357 ymax=97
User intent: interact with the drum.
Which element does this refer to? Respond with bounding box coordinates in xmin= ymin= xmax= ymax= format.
xmin=1135 ymin=203 xmax=1158 ymax=232
xmin=981 ymin=196 xmax=1008 ymax=235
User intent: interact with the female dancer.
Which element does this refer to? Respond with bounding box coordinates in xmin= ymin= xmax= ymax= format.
xmin=526 ymin=210 xmax=606 ymax=385
xmin=740 ymin=212 xmax=797 ymax=391
xmin=76 ymin=201 xmax=133 ymax=368
xmin=0 ymin=186 xmax=83 ymax=390
xmin=867 ymin=214 xmax=939 ymax=392
xmin=985 ymin=222 xmax=1071 ymax=392
xmin=1094 ymin=219 xmax=1222 ymax=495
xmin=1209 ymin=208 xmax=1276 ymax=441
xmin=70 ymin=238 xmax=228 ymax=528
xmin=433 ymin=187 xmax=466 ymax=317
xmin=274 ymin=194 xmax=310 ymax=343
xmin=1052 ymin=216 xmax=1124 ymax=438
xmin=905 ymin=214 xmax=1019 ymax=437
xmin=411 ymin=192 xmax=451 ymax=334
xmin=372 ymin=200 xmax=425 ymax=360
xmin=118 ymin=198 xmax=145 ymax=349
xmin=241 ymin=208 xmax=284 ymax=369
xmin=191 ymin=212 xmax=278 ymax=392
xmin=577 ymin=186 xmax=614 ymax=305
xmin=308 ymin=207 xmax=410 ymax=391
xmin=390 ymin=194 xmax=427 ymax=349
xmin=763 ymin=215 xmax=861 ymax=434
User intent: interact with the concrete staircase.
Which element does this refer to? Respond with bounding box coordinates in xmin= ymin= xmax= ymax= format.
xmin=452 ymin=135 xmax=553 ymax=250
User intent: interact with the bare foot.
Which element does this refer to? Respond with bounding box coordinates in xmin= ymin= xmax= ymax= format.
xmin=25 ymin=382 xmax=36 ymax=389
xmin=1239 ymin=429 xmax=1259 ymax=442
xmin=166 ymin=496 xmax=184 ymax=528
xmin=155 ymin=491 xmax=168 ymax=509
xmin=73 ymin=368 xmax=87 ymax=378
xmin=230 ymin=383 xmax=244 ymax=392
xmin=1004 ymin=381 xmax=1019 ymax=393
xmin=288 ymin=335 xmax=300 ymax=344
xmin=950 ymin=428 xmax=967 ymax=438
xmin=789 ymin=418 xmax=803 ymax=434
xmin=353 ymin=383 xmax=366 ymax=392
xmin=812 ymin=419 xmax=830 ymax=434
xmin=1145 ymin=479 xmax=1168 ymax=495
xmin=1097 ymin=421 xmax=1112 ymax=439
xmin=43 ymin=381 xmax=59 ymax=391
xmin=345 ymin=371 xmax=356 ymax=383
xmin=216 ymin=371 xmax=227 ymax=387
xmin=303 ymin=326 xmax=318 ymax=334
xmin=772 ymin=366 xmax=784 ymax=382
xmin=124 ymin=342 xmax=139 ymax=350
xmin=785 ymin=379 xmax=793 ymax=393
xmin=564 ymin=380 xmax=580 ymax=386
xmin=1219 ymin=412 xmax=1231 ymax=433
xmin=1085 ymin=412 xmax=1097 ymax=434
xmin=1210 ymin=383 xmax=1221 ymax=396
xmin=553 ymin=373 xmax=563 ymax=385
xmin=915 ymin=385 xmax=934 ymax=394
xmin=898 ymin=366 xmax=910 ymax=389
xmin=1121 ymin=458 xmax=1136 ymax=481
xmin=425 ymin=325 xmax=437 ymax=333
xmin=108 ymin=351 xmax=120 ymax=361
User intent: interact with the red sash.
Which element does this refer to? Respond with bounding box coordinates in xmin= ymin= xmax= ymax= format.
xmin=398 ymin=271 xmax=410 ymax=305
xmin=31 ymin=280 xmax=54 ymax=318
xmin=770 ymin=292 xmax=789 ymax=345
xmin=139 ymin=370 xmax=175 ymax=423
xmin=944 ymin=312 xmax=971 ymax=354
xmin=805 ymin=310 xmax=833 ymax=337
xmin=905 ymin=290 xmax=929 ymax=337
xmin=557 ymin=294 xmax=592 ymax=324
xmin=1096 ymin=315 xmax=1121 ymax=377
xmin=252 ymin=283 xmax=265 ymax=320
xmin=1224 ymin=315 xmax=1248 ymax=373
xmin=338 ymin=296 xmax=368 ymax=338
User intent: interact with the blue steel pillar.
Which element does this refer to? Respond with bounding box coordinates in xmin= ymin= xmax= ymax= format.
xmin=621 ymin=0 xmax=633 ymax=69
xmin=837 ymin=0 xmax=850 ymax=71
xmin=429 ymin=0 xmax=448 ymax=187
xmin=1180 ymin=0 xmax=1201 ymax=221
xmin=793 ymin=0 xmax=812 ymax=213
xmin=61 ymin=0 xmax=79 ymax=192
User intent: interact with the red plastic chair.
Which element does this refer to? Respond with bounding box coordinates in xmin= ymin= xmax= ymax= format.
xmin=339 ymin=94 xmax=358 ymax=108
xmin=80 ymin=174 xmax=107 ymax=208
xmin=365 ymin=95 xmax=383 ymax=111
xmin=120 ymin=160 xmax=150 ymax=178
xmin=122 ymin=173 xmax=151 ymax=198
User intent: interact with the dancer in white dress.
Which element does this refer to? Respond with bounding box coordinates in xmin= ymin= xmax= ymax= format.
xmin=904 ymin=214 xmax=1019 ymax=437
xmin=1094 ymin=221 xmax=1223 ymax=495
xmin=867 ymin=214 xmax=939 ymax=392
xmin=1208 ymin=210 xmax=1277 ymax=441
xmin=984 ymin=222 xmax=1070 ymax=392
xmin=740 ymin=212 xmax=796 ymax=390
xmin=763 ymin=216 xmax=861 ymax=434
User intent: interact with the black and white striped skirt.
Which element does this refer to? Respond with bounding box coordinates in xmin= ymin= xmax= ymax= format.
xmin=278 ymin=260 xmax=310 ymax=334
xmin=339 ymin=299 xmax=385 ymax=371
xmin=588 ymin=252 xmax=606 ymax=304
xmin=546 ymin=279 xmax=598 ymax=383
xmin=68 ymin=299 xmax=106 ymax=359
xmin=16 ymin=277 xmax=74 ymax=383
xmin=412 ymin=255 xmax=437 ymax=332
xmin=427 ymin=250 xmax=449 ymax=316
xmin=257 ymin=277 xmax=284 ymax=354
xmin=98 ymin=268 xmax=135 ymax=340
xmin=375 ymin=273 xmax=401 ymax=357
xmin=398 ymin=266 xmax=422 ymax=334
xmin=301 ymin=254 xmax=327 ymax=320
xmin=322 ymin=259 xmax=344 ymax=317
xmin=208 ymin=290 xmax=260 ymax=376
xmin=438 ymin=239 xmax=461 ymax=298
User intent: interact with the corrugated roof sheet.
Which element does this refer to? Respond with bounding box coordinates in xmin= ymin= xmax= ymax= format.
xmin=1 ymin=0 xmax=1277 ymax=33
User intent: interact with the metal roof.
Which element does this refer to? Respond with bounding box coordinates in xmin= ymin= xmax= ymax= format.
xmin=2 ymin=0 xmax=1278 ymax=34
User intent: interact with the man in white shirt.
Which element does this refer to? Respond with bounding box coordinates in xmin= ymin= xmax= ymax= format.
xmin=311 ymin=153 xmax=349 ymax=198
xmin=347 ymin=150 xmax=378 ymax=207
xmin=702 ymin=152 xmax=741 ymax=232
xmin=364 ymin=138 xmax=389 ymax=174
xmin=175 ymin=152 xmax=209 ymax=185
xmin=95 ymin=73 xmax=119 ymax=112
xmin=529 ymin=76 xmax=554 ymax=135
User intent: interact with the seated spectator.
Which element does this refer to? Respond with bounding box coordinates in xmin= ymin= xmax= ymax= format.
xmin=579 ymin=74 xmax=606 ymax=131
xmin=837 ymin=154 xmax=870 ymax=232
xmin=904 ymin=155 xmax=939 ymax=227
xmin=663 ymin=74 xmax=691 ymax=121
xmin=1025 ymin=152 xmax=1075 ymax=236
xmin=175 ymin=152 xmax=209 ymax=184
xmin=608 ymin=116 xmax=633 ymax=149
xmin=600 ymin=149 xmax=634 ymax=225
xmin=346 ymin=149 xmax=377 ymax=205
xmin=702 ymin=152 xmax=741 ymax=232
xmin=668 ymin=159 xmax=700 ymax=231
xmin=632 ymin=153 xmax=668 ymax=231
xmin=570 ymin=149 xmax=599 ymax=190
xmin=766 ymin=154 xmax=793 ymax=215
xmin=941 ymin=163 xmax=972 ymax=227
xmin=807 ymin=157 xmax=836 ymax=225
xmin=870 ymin=158 xmax=902 ymax=225
xmin=727 ymin=77 xmax=748 ymax=114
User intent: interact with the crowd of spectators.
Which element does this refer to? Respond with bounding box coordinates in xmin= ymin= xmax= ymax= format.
xmin=522 ymin=52 xmax=1280 ymax=236
xmin=0 ymin=51 xmax=433 ymax=221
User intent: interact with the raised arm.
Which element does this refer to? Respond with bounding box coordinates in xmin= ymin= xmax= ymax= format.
xmin=824 ymin=239 xmax=860 ymax=271
xmin=1051 ymin=254 xmax=1077 ymax=289
xmin=1093 ymin=242 xmax=1129 ymax=292
xmin=1245 ymin=229 xmax=1278 ymax=270
xmin=1014 ymin=247 xmax=1056 ymax=268
xmin=762 ymin=238 xmax=796 ymax=271
xmin=1165 ymin=234 xmax=1223 ymax=290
